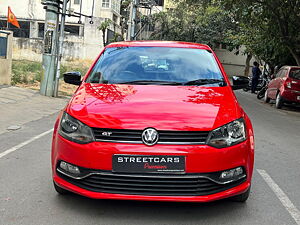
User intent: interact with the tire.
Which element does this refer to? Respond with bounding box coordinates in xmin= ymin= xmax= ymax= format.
xmin=257 ymin=88 xmax=265 ymax=99
xmin=230 ymin=187 xmax=250 ymax=202
xmin=275 ymin=92 xmax=284 ymax=109
xmin=53 ymin=182 xmax=69 ymax=195
xmin=264 ymin=90 xmax=270 ymax=103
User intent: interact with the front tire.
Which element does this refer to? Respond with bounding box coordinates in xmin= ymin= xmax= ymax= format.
xmin=275 ymin=92 xmax=284 ymax=109
xmin=257 ymin=88 xmax=266 ymax=99
xmin=230 ymin=187 xmax=250 ymax=202
xmin=53 ymin=182 xmax=69 ymax=195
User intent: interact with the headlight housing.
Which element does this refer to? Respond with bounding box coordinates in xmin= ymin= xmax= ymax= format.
xmin=207 ymin=118 xmax=246 ymax=148
xmin=58 ymin=112 xmax=94 ymax=144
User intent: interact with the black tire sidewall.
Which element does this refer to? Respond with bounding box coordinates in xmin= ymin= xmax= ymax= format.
xmin=264 ymin=90 xmax=270 ymax=103
xmin=275 ymin=93 xmax=283 ymax=109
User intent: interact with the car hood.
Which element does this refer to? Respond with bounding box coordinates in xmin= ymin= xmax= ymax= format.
xmin=66 ymin=83 xmax=243 ymax=131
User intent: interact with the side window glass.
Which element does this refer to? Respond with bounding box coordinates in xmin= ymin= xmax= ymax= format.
xmin=281 ymin=69 xmax=287 ymax=78
xmin=276 ymin=70 xmax=282 ymax=78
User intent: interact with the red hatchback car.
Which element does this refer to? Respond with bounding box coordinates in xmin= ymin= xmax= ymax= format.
xmin=52 ymin=41 xmax=254 ymax=202
xmin=264 ymin=66 xmax=300 ymax=108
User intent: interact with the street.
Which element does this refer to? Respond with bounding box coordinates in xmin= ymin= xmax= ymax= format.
xmin=0 ymin=90 xmax=300 ymax=225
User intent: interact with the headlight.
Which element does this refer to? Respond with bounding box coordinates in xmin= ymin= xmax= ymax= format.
xmin=207 ymin=118 xmax=246 ymax=148
xmin=58 ymin=112 xmax=94 ymax=144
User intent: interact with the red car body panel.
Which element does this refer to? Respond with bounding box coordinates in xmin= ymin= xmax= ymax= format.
xmin=52 ymin=41 xmax=254 ymax=202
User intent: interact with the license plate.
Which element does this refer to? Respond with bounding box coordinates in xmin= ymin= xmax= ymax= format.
xmin=297 ymin=96 xmax=300 ymax=101
xmin=112 ymin=155 xmax=185 ymax=174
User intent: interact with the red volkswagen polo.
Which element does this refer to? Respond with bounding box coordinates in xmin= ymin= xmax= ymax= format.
xmin=51 ymin=41 xmax=254 ymax=202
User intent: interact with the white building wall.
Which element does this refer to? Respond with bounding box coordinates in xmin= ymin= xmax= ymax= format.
xmin=0 ymin=0 xmax=100 ymax=23
xmin=12 ymin=17 xmax=106 ymax=62
xmin=215 ymin=46 xmax=255 ymax=77
xmin=0 ymin=0 xmax=121 ymax=62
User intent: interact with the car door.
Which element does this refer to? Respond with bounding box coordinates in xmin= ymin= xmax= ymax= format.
xmin=268 ymin=69 xmax=283 ymax=99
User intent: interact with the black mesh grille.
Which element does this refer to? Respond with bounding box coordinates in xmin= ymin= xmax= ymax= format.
xmin=92 ymin=128 xmax=209 ymax=145
xmin=58 ymin=170 xmax=246 ymax=196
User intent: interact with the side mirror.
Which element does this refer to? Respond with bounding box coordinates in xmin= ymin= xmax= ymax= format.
xmin=231 ymin=76 xmax=249 ymax=90
xmin=63 ymin=72 xmax=82 ymax=85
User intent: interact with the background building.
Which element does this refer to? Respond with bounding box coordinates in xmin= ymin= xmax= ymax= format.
xmin=0 ymin=0 xmax=121 ymax=61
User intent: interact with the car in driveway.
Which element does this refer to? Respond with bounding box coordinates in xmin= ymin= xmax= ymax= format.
xmin=51 ymin=41 xmax=254 ymax=202
xmin=264 ymin=66 xmax=300 ymax=108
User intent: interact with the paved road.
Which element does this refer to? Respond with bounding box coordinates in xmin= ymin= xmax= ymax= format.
xmin=0 ymin=91 xmax=299 ymax=225
xmin=0 ymin=86 xmax=67 ymax=135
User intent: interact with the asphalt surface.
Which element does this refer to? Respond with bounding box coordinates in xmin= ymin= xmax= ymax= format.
xmin=0 ymin=90 xmax=300 ymax=225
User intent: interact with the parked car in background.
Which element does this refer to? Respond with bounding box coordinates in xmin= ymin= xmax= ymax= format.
xmin=264 ymin=66 xmax=300 ymax=108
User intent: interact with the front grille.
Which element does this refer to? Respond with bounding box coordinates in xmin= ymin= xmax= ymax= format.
xmin=92 ymin=128 xmax=210 ymax=145
xmin=57 ymin=170 xmax=246 ymax=196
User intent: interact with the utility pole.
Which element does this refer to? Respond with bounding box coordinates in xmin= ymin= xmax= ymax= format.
xmin=40 ymin=0 xmax=59 ymax=97
xmin=53 ymin=0 xmax=67 ymax=97
xmin=127 ymin=0 xmax=139 ymax=40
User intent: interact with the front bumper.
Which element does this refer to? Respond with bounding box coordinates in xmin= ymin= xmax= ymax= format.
xmin=53 ymin=173 xmax=250 ymax=202
xmin=52 ymin=129 xmax=254 ymax=202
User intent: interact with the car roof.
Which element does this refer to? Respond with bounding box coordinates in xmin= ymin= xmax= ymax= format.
xmin=106 ymin=40 xmax=211 ymax=50
xmin=281 ymin=66 xmax=300 ymax=70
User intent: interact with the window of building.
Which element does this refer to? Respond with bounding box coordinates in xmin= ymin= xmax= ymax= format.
xmin=102 ymin=0 xmax=110 ymax=8
xmin=113 ymin=14 xmax=118 ymax=23
xmin=111 ymin=0 xmax=120 ymax=13
xmin=155 ymin=0 xmax=164 ymax=6
xmin=74 ymin=0 xmax=80 ymax=4
xmin=0 ymin=20 xmax=30 ymax=38
xmin=64 ymin=24 xmax=80 ymax=36
xmin=0 ymin=36 xmax=8 ymax=58
xmin=38 ymin=22 xmax=45 ymax=38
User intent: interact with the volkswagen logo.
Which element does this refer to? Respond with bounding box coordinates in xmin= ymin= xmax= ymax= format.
xmin=142 ymin=128 xmax=159 ymax=146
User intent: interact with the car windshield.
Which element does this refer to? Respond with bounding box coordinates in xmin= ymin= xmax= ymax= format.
xmin=289 ymin=69 xmax=300 ymax=80
xmin=86 ymin=47 xmax=225 ymax=86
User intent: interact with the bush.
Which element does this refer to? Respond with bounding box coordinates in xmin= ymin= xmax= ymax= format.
xmin=11 ymin=60 xmax=43 ymax=85
xmin=11 ymin=60 xmax=89 ymax=85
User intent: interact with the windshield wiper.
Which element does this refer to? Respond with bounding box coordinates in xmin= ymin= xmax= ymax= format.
xmin=115 ymin=80 xmax=183 ymax=85
xmin=183 ymin=79 xmax=226 ymax=86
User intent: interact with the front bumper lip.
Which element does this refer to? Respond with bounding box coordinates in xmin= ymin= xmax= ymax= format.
xmin=53 ymin=174 xmax=250 ymax=202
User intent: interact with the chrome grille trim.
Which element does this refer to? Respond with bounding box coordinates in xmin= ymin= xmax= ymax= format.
xmin=92 ymin=128 xmax=210 ymax=145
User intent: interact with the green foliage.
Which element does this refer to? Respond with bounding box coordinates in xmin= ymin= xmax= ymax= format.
xmin=12 ymin=60 xmax=89 ymax=85
xmin=221 ymin=0 xmax=300 ymax=66
xmin=149 ymin=0 xmax=300 ymax=66
xmin=150 ymin=1 xmax=239 ymax=50
xmin=109 ymin=33 xmax=124 ymax=44
xmin=60 ymin=65 xmax=89 ymax=79
xmin=98 ymin=19 xmax=112 ymax=33
xmin=98 ymin=19 xmax=113 ymax=47
xmin=12 ymin=60 xmax=42 ymax=85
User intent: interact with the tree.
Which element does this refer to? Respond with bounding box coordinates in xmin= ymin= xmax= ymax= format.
xmin=150 ymin=0 xmax=239 ymax=50
xmin=221 ymin=0 xmax=300 ymax=65
xmin=98 ymin=19 xmax=112 ymax=47
xmin=149 ymin=0 xmax=300 ymax=66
